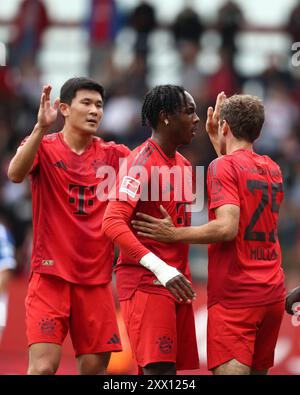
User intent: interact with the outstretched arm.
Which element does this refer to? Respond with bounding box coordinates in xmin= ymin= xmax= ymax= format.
xmin=7 ymin=85 xmax=59 ymax=183
xmin=132 ymin=204 xmax=240 ymax=244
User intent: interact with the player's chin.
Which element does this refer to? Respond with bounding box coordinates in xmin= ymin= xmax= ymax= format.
xmin=83 ymin=125 xmax=98 ymax=134
xmin=182 ymin=135 xmax=194 ymax=145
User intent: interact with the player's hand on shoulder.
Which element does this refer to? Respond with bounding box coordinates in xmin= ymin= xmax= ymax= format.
xmin=285 ymin=285 xmax=300 ymax=315
xmin=37 ymin=85 xmax=60 ymax=132
xmin=166 ymin=274 xmax=196 ymax=304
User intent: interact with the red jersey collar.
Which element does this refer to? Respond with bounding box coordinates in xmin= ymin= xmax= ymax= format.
xmin=58 ymin=131 xmax=94 ymax=157
xmin=231 ymin=148 xmax=254 ymax=155
xmin=147 ymin=138 xmax=177 ymax=164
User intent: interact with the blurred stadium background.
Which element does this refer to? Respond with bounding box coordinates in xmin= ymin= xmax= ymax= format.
xmin=0 ymin=0 xmax=300 ymax=375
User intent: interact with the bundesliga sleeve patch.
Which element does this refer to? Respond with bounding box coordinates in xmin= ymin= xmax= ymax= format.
xmin=119 ymin=176 xmax=140 ymax=198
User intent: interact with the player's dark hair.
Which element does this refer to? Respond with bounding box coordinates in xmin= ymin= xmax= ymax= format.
xmin=220 ymin=95 xmax=265 ymax=143
xmin=60 ymin=77 xmax=105 ymax=105
xmin=141 ymin=84 xmax=187 ymax=128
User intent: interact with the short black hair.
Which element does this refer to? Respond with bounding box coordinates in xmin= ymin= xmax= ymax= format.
xmin=60 ymin=77 xmax=105 ymax=105
xmin=141 ymin=84 xmax=187 ymax=128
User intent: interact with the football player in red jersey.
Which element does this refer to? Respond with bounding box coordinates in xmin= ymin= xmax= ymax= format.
xmin=132 ymin=94 xmax=285 ymax=375
xmin=103 ymin=85 xmax=201 ymax=375
xmin=7 ymin=78 xmax=130 ymax=374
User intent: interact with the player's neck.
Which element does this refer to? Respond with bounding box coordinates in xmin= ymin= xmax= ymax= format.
xmin=151 ymin=134 xmax=177 ymax=157
xmin=226 ymin=140 xmax=253 ymax=155
xmin=62 ymin=127 xmax=93 ymax=154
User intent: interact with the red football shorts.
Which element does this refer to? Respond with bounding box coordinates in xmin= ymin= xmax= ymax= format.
xmin=120 ymin=290 xmax=199 ymax=370
xmin=25 ymin=272 xmax=122 ymax=356
xmin=207 ymin=301 xmax=285 ymax=371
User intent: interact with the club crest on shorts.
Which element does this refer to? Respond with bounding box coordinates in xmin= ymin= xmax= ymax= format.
xmin=38 ymin=317 xmax=56 ymax=335
xmin=156 ymin=336 xmax=174 ymax=354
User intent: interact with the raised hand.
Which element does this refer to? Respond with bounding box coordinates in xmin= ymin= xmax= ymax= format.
xmin=37 ymin=85 xmax=60 ymax=131
xmin=132 ymin=205 xmax=177 ymax=242
xmin=206 ymin=91 xmax=226 ymax=157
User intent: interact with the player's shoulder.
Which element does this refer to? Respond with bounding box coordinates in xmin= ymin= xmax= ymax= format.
xmin=208 ymin=155 xmax=232 ymax=174
xmin=20 ymin=132 xmax=59 ymax=148
xmin=262 ymin=154 xmax=283 ymax=178
xmin=175 ymin=151 xmax=192 ymax=166
xmin=41 ymin=132 xmax=60 ymax=144
xmin=93 ymin=136 xmax=130 ymax=157
xmin=129 ymin=140 xmax=155 ymax=167
xmin=207 ymin=155 xmax=235 ymax=177
xmin=263 ymin=154 xmax=281 ymax=170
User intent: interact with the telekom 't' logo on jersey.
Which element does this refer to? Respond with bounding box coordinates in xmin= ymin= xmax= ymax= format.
xmin=68 ymin=184 xmax=95 ymax=215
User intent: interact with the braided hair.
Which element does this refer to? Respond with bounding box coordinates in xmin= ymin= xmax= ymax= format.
xmin=141 ymin=85 xmax=187 ymax=129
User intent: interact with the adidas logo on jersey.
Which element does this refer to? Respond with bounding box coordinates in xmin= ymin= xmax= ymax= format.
xmin=107 ymin=333 xmax=120 ymax=345
xmin=54 ymin=160 xmax=67 ymax=170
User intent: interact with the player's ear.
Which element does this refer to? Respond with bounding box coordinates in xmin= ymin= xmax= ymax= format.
xmin=222 ymin=120 xmax=229 ymax=136
xmin=158 ymin=110 xmax=169 ymax=126
xmin=59 ymin=102 xmax=69 ymax=117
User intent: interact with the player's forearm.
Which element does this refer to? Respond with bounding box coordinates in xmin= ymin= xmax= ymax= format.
xmin=7 ymin=124 xmax=46 ymax=182
xmin=103 ymin=202 xmax=150 ymax=262
xmin=104 ymin=219 xmax=150 ymax=262
xmin=173 ymin=219 xmax=237 ymax=244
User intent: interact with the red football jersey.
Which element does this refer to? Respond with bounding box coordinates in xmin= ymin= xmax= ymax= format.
xmin=207 ymin=148 xmax=285 ymax=308
xmin=114 ymin=138 xmax=194 ymax=300
xmin=24 ymin=132 xmax=130 ymax=284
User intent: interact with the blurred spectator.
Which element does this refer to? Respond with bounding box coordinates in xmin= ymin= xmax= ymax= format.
xmin=12 ymin=57 xmax=42 ymax=139
xmin=207 ymin=48 xmax=241 ymax=104
xmin=100 ymin=79 xmax=142 ymax=146
xmin=123 ymin=53 xmax=148 ymax=97
xmin=0 ymin=66 xmax=17 ymax=128
xmin=287 ymin=0 xmax=300 ymax=43
xmin=172 ymin=7 xmax=204 ymax=47
xmin=176 ymin=40 xmax=206 ymax=103
xmin=217 ymin=0 xmax=244 ymax=57
xmin=0 ymin=208 xmax=17 ymax=343
xmin=86 ymin=0 xmax=124 ymax=81
xmin=129 ymin=1 xmax=157 ymax=56
xmin=255 ymin=83 xmax=298 ymax=157
xmin=9 ymin=0 xmax=50 ymax=68
xmin=259 ymin=54 xmax=293 ymax=92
